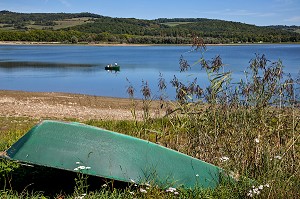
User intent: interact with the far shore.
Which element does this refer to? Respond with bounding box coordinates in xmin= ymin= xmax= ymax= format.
xmin=1 ymin=41 xmax=298 ymax=46
xmin=0 ymin=41 xmax=153 ymax=46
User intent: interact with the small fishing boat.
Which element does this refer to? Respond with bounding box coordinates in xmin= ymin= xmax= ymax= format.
xmin=1 ymin=120 xmax=227 ymax=188
xmin=105 ymin=63 xmax=120 ymax=71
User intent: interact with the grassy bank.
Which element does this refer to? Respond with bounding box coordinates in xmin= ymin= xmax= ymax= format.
xmin=0 ymin=103 xmax=299 ymax=198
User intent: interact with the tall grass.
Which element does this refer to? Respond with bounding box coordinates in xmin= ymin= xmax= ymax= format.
xmin=0 ymin=39 xmax=299 ymax=198
xmin=123 ymin=39 xmax=299 ymax=198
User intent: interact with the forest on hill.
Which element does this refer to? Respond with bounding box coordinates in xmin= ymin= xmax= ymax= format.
xmin=0 ymin=10 xmax=300 ymax=44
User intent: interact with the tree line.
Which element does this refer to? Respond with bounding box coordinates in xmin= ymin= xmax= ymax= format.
xmin=1 ymin=11 xmax=300 ymax=44
xmin=0 ymin=10 xmax=101 ymax=25
xmin=0 ymin=29 xmax=193 ymax=44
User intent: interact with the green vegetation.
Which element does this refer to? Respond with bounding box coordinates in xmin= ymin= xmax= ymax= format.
xmin=0 ymin=10 xmax=100 ymax=29
xmin=26 ymin=17 xmax=95 ymax=30
xmin=1 ymin=10 xmax=300 ymax=44
xmin=0 ymin=40 xmax=299 ymax=198
xmin=161 ymin=21 xmax=193 ymax=27
xmin=267 ymin=25 xmax=300 ymax=34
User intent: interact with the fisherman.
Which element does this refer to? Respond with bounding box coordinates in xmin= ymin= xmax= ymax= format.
xmin=115 ymin=62 xmax=118 ymax=66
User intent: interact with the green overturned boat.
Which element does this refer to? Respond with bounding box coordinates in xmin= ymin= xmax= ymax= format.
xmin=1 ymin=120 xmax=224 ymax=188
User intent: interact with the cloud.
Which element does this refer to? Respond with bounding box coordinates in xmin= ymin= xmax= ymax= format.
xmin=225 ymin=9 xmax=258 ymax=16
xmin=59 ymin=0 xmax=71 ymax=8
xmin=258 ymin=13 xmax=276 ymax=17
xmin=200 ymin=9 xmax=275 ymax=18
xmin=198 ymin=9 xmax=255 ymax=16
xmin=284 ymin=16 xmax=300 ymax=22
xmin=274 ymin=0 xmax=294 ymax=3
xmin=228 ymin=10 xmax=276 ymax=18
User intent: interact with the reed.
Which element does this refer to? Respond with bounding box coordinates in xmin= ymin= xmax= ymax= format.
xmin=122 ymin=38 xmax=300 ymax=198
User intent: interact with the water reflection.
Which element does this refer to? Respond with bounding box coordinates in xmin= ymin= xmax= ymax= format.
xmin=0 ymin=61 xmax=95 ymax=68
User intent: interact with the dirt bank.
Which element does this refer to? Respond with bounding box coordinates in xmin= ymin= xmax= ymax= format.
xmin=0 ymin=90 xmax=168 ymax=120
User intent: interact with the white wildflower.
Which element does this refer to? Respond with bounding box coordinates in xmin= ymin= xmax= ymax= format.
xmin=140 ymin=188 xmax=147 ymax=193
xmin=196 ymin=174 xmax=199 ymax=177
xmin=76 ymin=161 xmax=81 ymax=165
xmin=129 ymin=191 xmax=135 ymax=195
xmin=78 ymin=165 xmax=86 ymax=170
xmin=74 ymin=165 xmax=91 ymax=171
xmin=174 ymin=191 xmax=179 ymax=195
xmin=220 ymin=156 xmax=229 ymax=162
xmin=74 ymin=193 xmax=87 ymax=199
xmin=253 ymin=188 xmax=260 ymax=195
xmin=254 ymin=138 xmax=260 ymax=143
xmin=274 ymin=155 xmax=282 ymax=160
xmin=265 ymin=183 xmax=270 ymax=188
xmin=247 ymin=183 xmax=269 ymax=198
xmin=166 ymin=187 xmax=176 ymax=193
xmin=247 ymin=192 xmax=253 ymax=197
xmin=102 ymin=184 xmax=108 ymax=188
xmin=247 ymin=190 xmax=253 ymax=197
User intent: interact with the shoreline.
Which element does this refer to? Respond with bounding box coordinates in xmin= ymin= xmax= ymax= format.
xmin=0 ymin=90 xmax=168 ymax=121
xmin=1 ymin=41 xmax=299 ymax=46
xmin=0 ymin=41 xmax=154 ymax=46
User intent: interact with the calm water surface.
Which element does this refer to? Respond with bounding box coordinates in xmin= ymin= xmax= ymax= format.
xmin=0 ymin=44 xmax=299 ymax=99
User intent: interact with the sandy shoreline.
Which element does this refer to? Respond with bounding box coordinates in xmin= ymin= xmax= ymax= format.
xmin=0 ymin=90 xmax=168 ymax=121
xmin=0 ymin=41 xmax=169 ymax=46
xmin=0 ymin=40 xmax=285 ymax=46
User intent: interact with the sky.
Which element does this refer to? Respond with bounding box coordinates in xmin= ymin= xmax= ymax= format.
xmin=1 ymin=0 xmax=300 ymax=26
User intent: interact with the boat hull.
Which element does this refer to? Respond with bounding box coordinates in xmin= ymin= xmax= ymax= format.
xmin=2 ymin=120 xmax=221 ymax=188
xmin=105 ymin=66 xmax=120 ymax=71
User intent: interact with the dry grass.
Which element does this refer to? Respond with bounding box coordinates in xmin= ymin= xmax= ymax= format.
xmin=26 ymin=17 xmax=96 ymax=30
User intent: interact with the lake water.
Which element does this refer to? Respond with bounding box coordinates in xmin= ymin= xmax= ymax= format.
xmin=0 ymin=44 xmax=299 ymax=99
